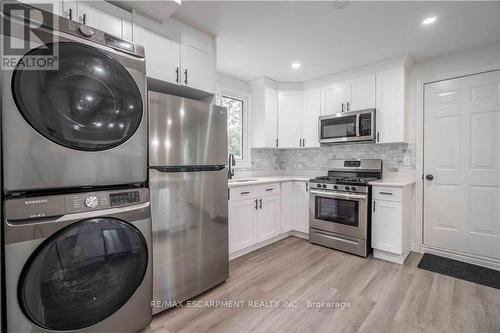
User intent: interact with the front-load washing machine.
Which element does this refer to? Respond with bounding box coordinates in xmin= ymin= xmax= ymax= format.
xmin=1 ymin=4 xmax=147 ymax=194
xmin=3 ymin=187 xmax=152 ymax=332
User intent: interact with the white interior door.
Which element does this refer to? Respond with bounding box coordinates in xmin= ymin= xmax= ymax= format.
xmin=424 ymin=70 xmax=500 ymax=259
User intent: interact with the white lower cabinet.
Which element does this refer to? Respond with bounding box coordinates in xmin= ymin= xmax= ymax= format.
xmin=293 ymin=181 xmax=310 ymax=233
xmin=280 ymin=182 xmax=294 ymax=233
xmin=258 ymin=194 xmax=281 ymax=241
xmin=228 ymin=198 xmax=258 ymax=253
xmin=371 ymin=184 xmax=413 ymax=264
xmin=229 ymin=180 xmax=310 ymax=257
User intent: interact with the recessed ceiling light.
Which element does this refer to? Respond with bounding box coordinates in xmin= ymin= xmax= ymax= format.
xmin=291 ymin=62 xmax=301 ymax=69
xmin=422 ymin=17 xmax=437 ymax=25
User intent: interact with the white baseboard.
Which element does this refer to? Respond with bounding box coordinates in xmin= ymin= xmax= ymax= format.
xmin=421 ymin=245 xmax=500 ymax=271
xmin=373 ymin=249 xmax=410 ymax=265
xmin=229 ymin=230 xmax=309 ymax=260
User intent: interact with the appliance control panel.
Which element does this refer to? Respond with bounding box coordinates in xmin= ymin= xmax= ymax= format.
xmin=4 ymin=188 xmax=149 ymax=221
xmin=110 ymin=191 xmax=140 ymax=207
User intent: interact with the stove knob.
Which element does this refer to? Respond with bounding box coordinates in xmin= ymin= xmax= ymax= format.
xmin=333 ymin=185 xmax=338 ymax=190
xmin=351 ymin=186 xmax=357 ymax=191
xmin=322 ymin=184 xmax=327 ymax=189
xmin=84 ymin=195 xmax=98 ymax=208
xmin=317 ymin=184 xmax=321 ymax=188
xmin=345 ymin=186 xmax=350 ymax=191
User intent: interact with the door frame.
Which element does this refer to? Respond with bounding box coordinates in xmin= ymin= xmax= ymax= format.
xmin=415 ymin=62 xmax=500 ymax=269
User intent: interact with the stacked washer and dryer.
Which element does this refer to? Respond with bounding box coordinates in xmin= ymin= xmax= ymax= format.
xmin=1 ymin=4 xmax=152 ymax=333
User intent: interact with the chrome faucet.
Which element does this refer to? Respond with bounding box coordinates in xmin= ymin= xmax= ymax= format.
xmin=228 ymin=154 xmax=236 ymax=179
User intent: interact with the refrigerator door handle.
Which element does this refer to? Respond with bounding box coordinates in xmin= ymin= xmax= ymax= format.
xmin=149 ymin=165 xmax=226 ymax=173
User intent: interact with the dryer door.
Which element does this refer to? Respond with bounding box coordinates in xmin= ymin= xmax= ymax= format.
xmin=11 ymin=42 xmax=143 ymax=151
xmin=18 ymin=218 xmax=148 ymax=331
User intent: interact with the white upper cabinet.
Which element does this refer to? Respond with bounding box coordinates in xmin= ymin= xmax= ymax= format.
xmin=133 ymin=25 xmax=180 ymax=84
xmin=302 ymin=88 xmax=321 ymax=148
xmin=346 ymin=74 xmax=376 ymax=111
xmin=76 ymin=1 xmax=133 ymax=40
xmin=180 ymin=36 xmax=215 ymax=93
xmin=321 ymin=74 xmax=375 ymax=115
xmin=375 ymin=66 xmax=408 ymax=143
xmin=321 ymin=82 xmax=347 ymax=115
xmin=250 ymin=79 xmax=278 ymax=148
xmin=278 ymin=90 xmax=303 ymax=148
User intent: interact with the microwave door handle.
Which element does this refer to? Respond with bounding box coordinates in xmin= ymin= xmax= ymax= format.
xmin=309 ymin=189 xmax=367 ymax=201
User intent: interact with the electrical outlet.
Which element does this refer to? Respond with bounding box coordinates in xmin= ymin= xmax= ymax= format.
xmin=403 ymin=156 xmax=411 ymax=167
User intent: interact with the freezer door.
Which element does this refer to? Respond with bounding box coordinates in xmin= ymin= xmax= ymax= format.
xmin=149 ymin=92 xmax=228 ymax=166
xmin=149 ymin=167 xmax=228 ymax=313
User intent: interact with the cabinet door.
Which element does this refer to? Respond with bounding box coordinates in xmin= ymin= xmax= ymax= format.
xmin=376 ymin=67 xmax=406 ymax=143
xmin=278 ymin=90 xmax=303 ymax=148
xmin=181 ymin=38 xmax=215 ymax=93
xmin=302 ymin=88 xmax=321 ymax=147
xmin=264 ymin=87 xmax=278 ymax=147
xmin=20 ymin=0 xmax=64 ymax=16
xmin=257 ymin=195 xmax=281 ymax=242
xmin=372 ymin=199 xmax=403 ymax=254
xmin=321 ymin=82 xmax=347 ymax=115
xmin=280 ymin=182 xmax=293 ymax=233
xmin=134 ymin=25 xmax=180 ymax=84
xmin=293 ymin=181 xmax=310 ymax=234
xmin=77 ymin=2 xmax=124 ymax=38
xmin=346 ymin=74 xmax=375 ymax=111
xmin=229 ymin=198 xmax=258 ymax=253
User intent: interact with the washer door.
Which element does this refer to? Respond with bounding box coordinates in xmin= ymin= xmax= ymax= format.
xmin=11 ymin=42 xmax=143 ymax=151
xmin=18 ymin=218 xmax=148 ymax=331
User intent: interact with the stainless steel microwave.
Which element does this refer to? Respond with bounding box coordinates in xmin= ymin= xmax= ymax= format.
xmin=319 ymin=108 xmax=375 ymax=144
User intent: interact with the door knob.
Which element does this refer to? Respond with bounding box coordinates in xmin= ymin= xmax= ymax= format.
xmin=425 ymin=174 xmax=434 ymax=181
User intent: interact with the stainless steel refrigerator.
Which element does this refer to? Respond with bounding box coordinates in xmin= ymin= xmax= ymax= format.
xmin=148 ymin=92 xmax=229 ymax=314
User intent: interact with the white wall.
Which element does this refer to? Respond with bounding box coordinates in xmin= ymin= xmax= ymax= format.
xmin=408 ymin=41 xmax=500 ymax=143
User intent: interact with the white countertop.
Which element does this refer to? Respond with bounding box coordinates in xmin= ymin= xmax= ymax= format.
xmin=228 ymin=176 xmax=311 ymax=187
xmin=368 ymin=179 xmax=416 ymax=187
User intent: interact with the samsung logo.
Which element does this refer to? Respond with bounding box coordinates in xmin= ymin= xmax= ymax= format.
xmin=25 ymin=199 xmax=48 ymax=205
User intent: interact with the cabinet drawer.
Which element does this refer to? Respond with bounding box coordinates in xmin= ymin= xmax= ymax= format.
xmin=256 ymin=183 xmax=281 ymax=197
xmin=230 ymin=186 xmax=256 ymax=201
xmin=372 ymin=186 xmax=403 ymax=202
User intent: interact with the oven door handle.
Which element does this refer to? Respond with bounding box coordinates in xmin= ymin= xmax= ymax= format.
xmin=309 ymin=190 xmax=367 ymax=201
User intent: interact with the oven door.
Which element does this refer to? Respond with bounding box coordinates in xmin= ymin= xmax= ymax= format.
xmin=309 ymin=189 xmax=368 ymax=239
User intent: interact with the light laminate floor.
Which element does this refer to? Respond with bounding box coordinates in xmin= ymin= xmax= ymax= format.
xmin=145 ymin=236 xmax=500 ymax=333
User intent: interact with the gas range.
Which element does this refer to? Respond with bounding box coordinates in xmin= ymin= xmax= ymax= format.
xmin=309 ymin=176 xmax=379 ymax=194
xmin=308 ymin=159 xmax=383 ymax=257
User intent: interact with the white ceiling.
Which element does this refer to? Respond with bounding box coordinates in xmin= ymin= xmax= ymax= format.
xmin=172 ymin=1 xmax=500 ymax=83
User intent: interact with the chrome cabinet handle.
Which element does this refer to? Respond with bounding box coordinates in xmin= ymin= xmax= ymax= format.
xmin=240 ymin=191 xmax=250 ymax=195
xmin=176 ymin=67 xmax=179 ymax=83
xmin=82 ymin=13 xmax=86 ymax=25
xmin=373 ymin=201 xmax=376 ymax=212
xmin=254 ymin=199 xmax=258 ymax=210
xmin=68 ymin=8 xmax=72 ymax=20
xmin=346 ymin=101 xmax=350 ymax=111
xmin=184 ymin=69 xmax=188 ymax=84
xmin=379 ymin=192 xmax=393 ymax=195
xmin=259 ymin=199 xmax=262 ymax=209
xmin=377 ymin=131 xmax=380 ymax=142
xmin=341 ymin=102 xmax=345 ymax=112
xmin=265 ymin=188 xmax=274 ymax=192
xmin=305 ymin=183 xmax=309 ymax=192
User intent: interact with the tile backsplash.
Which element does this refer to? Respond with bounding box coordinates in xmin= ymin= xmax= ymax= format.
xmin=249 ymin=143 xmax=416 ymax=172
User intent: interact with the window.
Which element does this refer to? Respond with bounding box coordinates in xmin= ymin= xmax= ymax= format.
xmin=220 ymin=95 xmax=243 ymax=159
xmin=216 ymin=88 xmax=250 ymax=168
